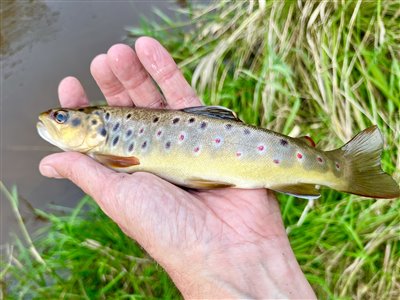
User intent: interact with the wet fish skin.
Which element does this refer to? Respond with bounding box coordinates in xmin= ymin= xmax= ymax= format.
xmin=37 ymin=105 xmax=400 ymax=199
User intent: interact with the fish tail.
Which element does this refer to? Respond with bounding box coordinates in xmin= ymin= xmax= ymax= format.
xmin=327 ymin=126 xmax=400 ymax=199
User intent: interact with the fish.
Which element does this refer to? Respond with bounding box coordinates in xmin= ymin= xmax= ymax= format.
xmin=36 ymin=105 xmax=400 ymax=199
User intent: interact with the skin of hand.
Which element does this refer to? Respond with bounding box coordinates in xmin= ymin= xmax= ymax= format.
xmin=39 ymin=37 xmax=316 ymax=299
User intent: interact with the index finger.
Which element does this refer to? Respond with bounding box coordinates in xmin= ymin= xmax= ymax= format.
xmin=135 ymin=37 xmax=202 ymax=109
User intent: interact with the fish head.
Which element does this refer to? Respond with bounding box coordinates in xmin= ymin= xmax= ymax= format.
xmin=37 ymin=108 xmax=106 ymax=152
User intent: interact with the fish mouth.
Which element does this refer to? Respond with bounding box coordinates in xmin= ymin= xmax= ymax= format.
xmin=36 ymin=119 xmax=52 ymax=144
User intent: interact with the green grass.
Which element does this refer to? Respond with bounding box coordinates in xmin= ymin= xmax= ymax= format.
xmin=2 ymin=1 xmax=400 ymax=299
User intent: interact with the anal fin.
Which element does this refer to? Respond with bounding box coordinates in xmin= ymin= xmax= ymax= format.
xmin=186 ymin=178 xmax=235 ymax=189
xmin=93 ymin=153 xmax=140 ymax=168
xmin=272 ymin=183 xmax=321 ymax=200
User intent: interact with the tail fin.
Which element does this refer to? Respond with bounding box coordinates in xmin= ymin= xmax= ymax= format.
xmin=327 ymin=126 xmax=400 ymax=199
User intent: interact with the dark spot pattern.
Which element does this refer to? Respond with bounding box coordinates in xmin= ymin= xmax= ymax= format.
xmin=225 ymin=124 xmax=232 ymax=130
xmin=71 ymin=118 xmax=81 ymax=127
xmin=273 ymin=159 xmax=280 ymax=164
xmin=200 ymin=122 xmax=207 ymax=129
xmin=113 ymin=122 xmax=120 ymax=132
xmin=188 ymin=118 xmax=195 ymax=123
xmin=244 ymin=129 xmax=250 ymax=135
xmin=105 ymin=112 xmax=110 ymax=120
xmin=128 ymin=143 xmax=134 ymax=152
xmin=112 ymin=136 xmax=119 ymax=146
xmin=126 ymin=114 xmax=132 ymax=119
xmin=142 ymin=141 xmax=147 ymax=149
xmin=153 ymin=117 xmax=159 ymax=123
xmin=78 ymin=108 xmax=85 ymax=112
xmin=173 ymin=117 xmax=180 ymax=124
xmin=165 ymin=141 xmax=171 ymax=149
xmin=100 ymin=128 xmax=107 ymax=137
xmin=280 ymin=139 xmax=288 ymax=146
xmin=91 ymin=119 xmax=98 ymax=125
xmin=126 ymin=129 xmax=133 ymax=138
xmin=139 ymin=128 xmax=144 ymax=134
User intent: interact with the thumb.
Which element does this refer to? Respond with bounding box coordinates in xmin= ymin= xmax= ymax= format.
xmin=39 ymin=151 xmax=118 ymax=204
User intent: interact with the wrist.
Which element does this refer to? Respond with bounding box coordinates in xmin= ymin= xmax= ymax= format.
xmin=169 ymin=237 xmax=316 ymax=299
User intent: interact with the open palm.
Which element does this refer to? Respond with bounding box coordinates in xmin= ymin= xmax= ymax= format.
xmin=40 ymin=37 xmax=315 ymax=298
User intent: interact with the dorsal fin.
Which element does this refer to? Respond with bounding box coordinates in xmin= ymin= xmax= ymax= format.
xmin=181 ymin=106 xmax=242 ymax=122
xmin=297 ymin=136 xmax=316 ymax=147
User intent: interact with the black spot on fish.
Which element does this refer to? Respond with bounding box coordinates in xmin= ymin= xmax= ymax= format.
xmin=91 ymin=119 xmax=98 ymax=125
xmin=142 ymin=141 xmax=147 ymax=149
xmin=173 ymin=117 xmax=180 ymax=124
xmin=244 ymin=129 xmax=250 ymax=135
xmin=126 ymin=113 xmax=132 ymax=119
xmin=165 ymin=141 xmax=171 ymax=149
xmin=153 ymin=117 xmax=159 ymax=123
xmin=200 ymin=122 xmax=207 ymax=129
xmin=105 ymin=112 xmax=110 ymax=120
xmin=113 ymin=122 xmax=120 ymax=132
xmin=188 ymin=117 xmax=195 ymax=123
xmin=100 ymin=128 xmax=107 ymax=137
xmin=280 ymin=139 xmax=288 ymax=146
xmin=94 ymin=111 xmax=101 ymax=116
xmin=78 ymin=108 xmax=85 ymax=112
xmin=126 ymin=129 xmax=133 ymax=138
xmin=225 ymin=124 xmax=232 ymax=130
xmin=71 ymin=118 xmax=81 ymax=127
xmin=112 ymin=136 xmax=119 ymax=146
xmin=128 ymin=143 xmax=134 ymax=152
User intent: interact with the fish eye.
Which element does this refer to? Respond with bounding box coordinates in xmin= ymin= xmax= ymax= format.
xmin=53 ymin=110 xmax=69 ymax=124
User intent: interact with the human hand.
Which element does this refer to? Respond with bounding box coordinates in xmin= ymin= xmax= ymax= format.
xmin=39 ymin=37 xmax=316 ymax=299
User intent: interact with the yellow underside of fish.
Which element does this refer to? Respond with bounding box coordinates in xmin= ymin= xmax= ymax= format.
xmin=107 ymin=149 xmax=343 ymax=191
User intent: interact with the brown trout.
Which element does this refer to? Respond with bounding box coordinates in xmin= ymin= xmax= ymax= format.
xmin=37 ymin=105 xmax=400 ymax=199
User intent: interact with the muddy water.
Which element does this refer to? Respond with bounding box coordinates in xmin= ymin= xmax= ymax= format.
xmin=1 ymin=0 xmax=180 ymax=244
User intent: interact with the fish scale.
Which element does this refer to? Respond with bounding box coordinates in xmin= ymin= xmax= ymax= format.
xmin=37 ymin=105 xmax=400 ymax=199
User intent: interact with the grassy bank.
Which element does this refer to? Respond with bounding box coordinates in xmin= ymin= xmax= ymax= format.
xmin=2 ymin=1 xmax=400 ymax=299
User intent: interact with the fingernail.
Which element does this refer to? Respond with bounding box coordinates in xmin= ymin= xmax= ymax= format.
xmin=40 ymin=165 xmax=62 ymax=178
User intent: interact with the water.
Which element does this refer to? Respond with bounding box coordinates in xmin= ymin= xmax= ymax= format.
xmin=1 ymin=0 xmax=181 ymax=244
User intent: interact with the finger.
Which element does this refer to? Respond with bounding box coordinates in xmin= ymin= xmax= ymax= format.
xmin=107 ymin=44 xmax=165 ymax=108
xmin=135 ymin=37 xmax=201 ymax=109
xmin=58 ymin=77 xmax=89 ymax=108
xmin=39 ymin=152 xmax=117 ymax=202
xmin=90 ymin=54 xmax=133 ymax=106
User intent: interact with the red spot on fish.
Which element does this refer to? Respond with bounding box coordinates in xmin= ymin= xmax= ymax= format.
xmin=139 ymin=128 xmax=144 ymax=134
xmin=317 ymin=156 xmax=324 ymax=163
xmin=257 ymin=145 xmax=265 ymax=151
xmin=297 ymin=152 xmax=303 ymax=159
xmin=273 ymin=159 xmax=280 ymax=164
xmin=335 ymin=162 xmax=340 ymax=169
xmin=236 ymin=152 xmax=242 ymax=157
xmin=194 ymin=146 xmax=200 ymax=153
xmin=215 ymin=138 xmax=221 ymax=144
xmin=157 ymin=130 xmax=162 ymax=136
xmin=179 ymin=134 xmax=185 ymax=141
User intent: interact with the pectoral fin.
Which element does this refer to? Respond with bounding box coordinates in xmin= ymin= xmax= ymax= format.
xmin=272 ymin=183 xmax=321 ymax=200
xmin=93 ymin=153 xmax=140 ymax=168
xmin=186 ymin=178 xmax=235 ymax=189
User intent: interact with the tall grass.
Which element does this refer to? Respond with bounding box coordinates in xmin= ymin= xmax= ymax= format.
xmin=2 ymin=1 xmax=400 ymax=299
